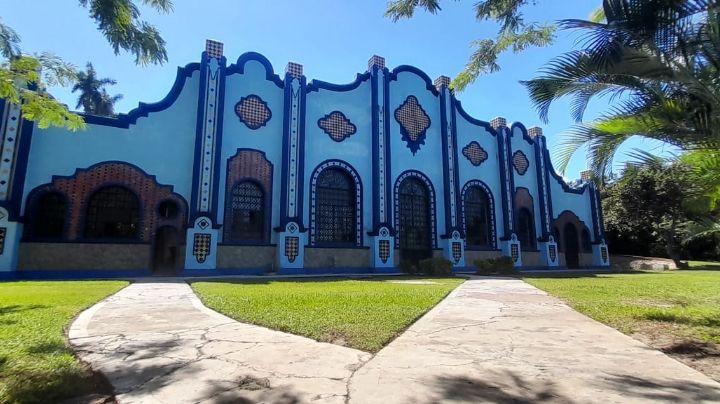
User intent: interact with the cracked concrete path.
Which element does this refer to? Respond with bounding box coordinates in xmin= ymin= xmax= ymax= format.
xmin=349 ymin=277 xmax=720 ymax=403
xmin=69 ymin=281 xmax=370 ymax=404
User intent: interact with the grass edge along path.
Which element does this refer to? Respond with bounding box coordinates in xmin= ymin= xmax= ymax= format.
xmin=0 ymin=281 xmax=128 ymax=404
xmin=523 ymin=270 xmax=720 ymax=381
xmin=192 ymin=277 xmax=464 ymax=352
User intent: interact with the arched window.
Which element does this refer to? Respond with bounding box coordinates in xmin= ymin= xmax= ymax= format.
xmin=33 ymin=192 xmax=67 ymax=238
xmin=464 ymin=186 xmax=491 ymax=248
xmin=516 ymin=208 xmax=535 ymax=249
xmin=84 ymin=186 xmax=140 ymax=239
xmin=316 ymin=168 xmax=356 ymax=244
xmin=581 ymin=228 xmax=592 ymax=252
xmin=228 ymin=181 xmax=265 ymax=242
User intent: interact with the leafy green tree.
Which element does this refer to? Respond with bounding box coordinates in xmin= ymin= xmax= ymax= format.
xmin=521 ymin=0 xmax=720 ymax=178
xmin=72 ymin=63 xmax=123 ymax=116
xmin=0 ymin=0 xmax=172 ymax=130
xmin=602 ymin=162 xmax=701 ymax=265
xmin=385 ymin=0 xmax=557 ymax=90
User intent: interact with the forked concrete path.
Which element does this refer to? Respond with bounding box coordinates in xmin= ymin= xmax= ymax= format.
xmin=69 ymin=281 xmax=371 ymax=403
xmin=69 ymin=278 xmax=720 ymax=404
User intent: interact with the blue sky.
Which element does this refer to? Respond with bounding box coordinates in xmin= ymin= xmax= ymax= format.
xmin=5 ymin=0 xmax=668 ymax=178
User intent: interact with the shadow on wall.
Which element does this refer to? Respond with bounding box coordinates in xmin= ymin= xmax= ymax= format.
xmin=430 ymin=372 xmax=720 ymax=403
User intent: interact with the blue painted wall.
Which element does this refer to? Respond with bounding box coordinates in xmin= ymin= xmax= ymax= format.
xmin=219 ymin=57 xmax=284 ymax=242
xmin=22 ymin=70 xmax=200 ymax=213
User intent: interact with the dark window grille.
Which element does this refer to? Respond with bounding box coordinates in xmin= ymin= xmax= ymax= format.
xmin=553 ymin=226 xmax=562 ymax=251
xmin=464 ymin=186 xmax=490 ymax=247
xmin=316 ymin=168 xmax=356 ymax=244
xmin=158 ymin=200 xmax=179 ymax=219
xmin=84 ymin=186 xmax=140 ymax=239
xmin=516 ymin=208 xmax=535 ymax=249
xmin=581 ymin=228 xmax=592 ymax=252
xmin=399 ymin=178 xmax=431 ymax=261
xmin=33 ymin=192 xmax=67 ymax=238
xmin=229 ymin=181 xmax=265 ymax=242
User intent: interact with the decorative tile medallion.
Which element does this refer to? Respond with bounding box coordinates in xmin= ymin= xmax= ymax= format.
xmin=462 ymin=142 xmax=488 ymax=166
xmin=511 ymin=244 xmax=519 ymax=263
xmin=193 ymin=233 xmax=211 ymax=263
xmin=395 ymin=96 xmax=430 ymax=154
xmin=549 ymin=244 xmax=557 ymax=262
xmin=512 ymin=150 xmax=529 ymax=175
xmin=198 ymin=218 xmax=210 ymax=230
xmin=235 ymin=95 xmax=271 ymax=130
xmin=285 ymin=236 xmax=299 ymax=263
xmin=379 ymin=240 xmax=390 ymax=263
xmin=318 ymin=111 xmax=357 ymax=142
xmin=452 ymin=242 xmax=461 ymax=263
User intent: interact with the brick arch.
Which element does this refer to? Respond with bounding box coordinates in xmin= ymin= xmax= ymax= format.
xmin=24 ymin=162 xmax=187 ymax=242
xmin=224 ymin=149 xmax=273 ymax=243
xmin=552 ymin=210 xmax=590 ymax=252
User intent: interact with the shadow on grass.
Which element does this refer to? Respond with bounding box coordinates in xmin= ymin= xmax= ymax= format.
xmin=661 ymin=341 xmax=720 ymax=358
xmin=642 ymin=311 xmax=720 ymax=328
xmin=1 ymin=363 xmax=113 ymax=404
xmin=0 ymin=304 xmax=48 ymax=315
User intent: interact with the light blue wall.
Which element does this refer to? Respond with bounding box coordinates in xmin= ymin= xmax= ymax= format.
xmin=219 ymin=60 xmax=284 ymax=242
xmin=389 ymin=72 xmax=444 ymax=244
xmin=455 ymin=112 xmax=502 ymax=247
xmin=303 ymin=79 xmax=372 ymax=246
xmin=510 ymin=126 xmax=541 ymax=242
xmin=549 ymin=176 xmax=595 ymax=234
xmin=22 ymin=71 xmax=200 ymax=213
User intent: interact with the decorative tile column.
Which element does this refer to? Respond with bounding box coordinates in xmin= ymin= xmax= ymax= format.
xmin=492 ymin=117 xmax=522 ymax=267
xmin=436 ymin=75 xmax=464 ymax=267
xmin=277 ymin=62 xmax=308 ymax=273
xmin=185 ymin=39 xmax=226 ymax=270
xmin=529 ymin=127 xmax=558 ymax=268
xmin=367 ymin=55 xmax=396 ymax=272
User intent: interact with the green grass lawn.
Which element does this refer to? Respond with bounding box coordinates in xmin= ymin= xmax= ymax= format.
xmin=0 ymin=281 xmax=127 ymax=404
xmin=192 ymin=277 xmax=464 ymax=352
xmin=524 ymin=271 xmax=720 ymax=344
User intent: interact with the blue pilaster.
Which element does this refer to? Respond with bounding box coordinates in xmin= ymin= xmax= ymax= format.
xmin=492 ymin=117 xmax=521 ymax=266
xmin=367 ymin=56 xmax=395 ymax=270
xmin=530 ymin=127 xmax=558 ymax=267
xmin=277 ymin=62 xmax=308 ymax=271
xmin=185 ymin=39 xmax=226 ymax=270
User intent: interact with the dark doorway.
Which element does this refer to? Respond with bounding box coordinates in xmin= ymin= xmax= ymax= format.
xmin=398 ymin=177 xmax=432 ymax=266
xmin=563 ymin=223 xmax=580 ymax=269
xmin=153 ymin=226 xmax=179 ymax=275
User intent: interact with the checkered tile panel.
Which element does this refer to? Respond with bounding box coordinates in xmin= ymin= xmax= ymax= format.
xmin=193 ymin=233 xmax=211 ymax=263
xmin=490 ymin=117 xmax=507 ymax=129
xmin=286 ymin=62 xmax=303 ymax=79
xmin=395 ymin=96 xmax=430 ymax=141
xmin=285 ymin=236 xmax=299 ymax=263
xmin=528 ymin=126 xmax=543 ymax=138
xmin=462 ymin=141 xmax=488 ymax=166
xmin=512 ymin=151 xmax=529 ymax=175
xmin=368 ymin=55 xmax=385 ymax=71
xmin=452 ymin=242 xmax=461 ymax=263
xmin=0 ymin=227 xmax=6 ymax=255
xmin=318 ymin=111 xmax=356 ymax=142
xmin=235 ymin=95 xmax=271 ymax=130
xmin=511 ymin=244 xmax=519 ymax=263
xmin=205 ymin=40 xmax=224 ymax=59
xmin=379 ymin=240 xmax=390 ymax=263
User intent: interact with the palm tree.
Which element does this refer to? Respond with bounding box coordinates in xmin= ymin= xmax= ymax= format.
xmin=522 ymin=0 xmax=720 ymax=179
xmin=71 ymin=62 xmax=123 ymax=116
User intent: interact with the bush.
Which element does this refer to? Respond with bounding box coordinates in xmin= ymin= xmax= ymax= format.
xmin=418 ymin=257 xmax=453 ymax=276
xmin=399 ymin=260 xmax=417 ymax=274
xmin=474 ymin=256 xmax=517 ymax=276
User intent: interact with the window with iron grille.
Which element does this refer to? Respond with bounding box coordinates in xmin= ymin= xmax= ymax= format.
xmin=229 ymin=181 xmax=265 ymax=242
xmin=516 ymin=208 xmax=535 ymax=249
xmin=464 ymin=186 xmax=491 ymax=248
xmin=33 ymin=192 xmax=67 ymax=238
xmin=315 ymin=168 xmax=356 ymax=244
xmin=398 ymin=177 xmax=431 ymax=256
xmin=84 ymin=186 xmax=140 ymax=239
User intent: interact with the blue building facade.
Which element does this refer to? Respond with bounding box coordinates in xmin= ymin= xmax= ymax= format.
xmin=0 ymin=40 xmax=610 ymax=277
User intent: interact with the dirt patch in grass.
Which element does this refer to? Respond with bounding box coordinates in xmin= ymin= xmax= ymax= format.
xmin=631 ymin=321 xmax=720 ymax=382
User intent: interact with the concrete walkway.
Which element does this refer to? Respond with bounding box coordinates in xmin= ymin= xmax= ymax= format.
xmin=69 ymin=278 xmax=720 ymax=404
xmin=69 ymin=281 xmax=370 ymax=403
xmin=349 ymin=277 xmax=720 ymax=403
